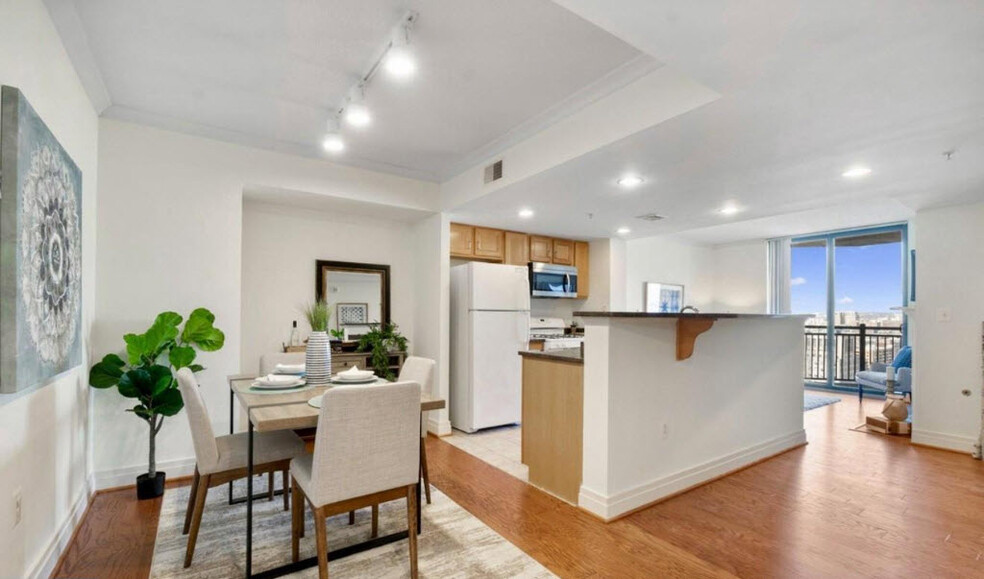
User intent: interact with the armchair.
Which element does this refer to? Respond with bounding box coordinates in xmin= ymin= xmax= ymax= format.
xmin=855 ymin=346 xmax=912 ymax=402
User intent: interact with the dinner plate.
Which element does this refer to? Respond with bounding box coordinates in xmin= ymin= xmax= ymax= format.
xmin=330 ymin=376 xmax=377 ymax=385
xmin=308 ymin=395 xmax=322 ymax=409
xmin=251 ymin=378 xmax=306 ymax=390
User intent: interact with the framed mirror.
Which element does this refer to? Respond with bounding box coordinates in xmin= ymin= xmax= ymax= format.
xmin=315 ymin=260 xmax=390 ymax=337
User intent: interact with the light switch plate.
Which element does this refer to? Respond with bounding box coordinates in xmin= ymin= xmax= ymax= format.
xmin=936 ymin=307 xmax=952 ymax=322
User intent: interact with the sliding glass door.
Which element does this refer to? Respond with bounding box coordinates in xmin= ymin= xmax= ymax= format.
xmin=792 ymin=225 xmax=908 ymax=389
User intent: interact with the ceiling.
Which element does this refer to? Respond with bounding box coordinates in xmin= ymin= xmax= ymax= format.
xmin=452 ymin=0 xmax=984 ymax=243
xmin=48 ymin=0 xmax=644 ymax=181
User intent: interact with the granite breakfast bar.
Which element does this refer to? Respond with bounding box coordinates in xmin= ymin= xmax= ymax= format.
xmin=574 ymin=312 xmax=809 ymax=520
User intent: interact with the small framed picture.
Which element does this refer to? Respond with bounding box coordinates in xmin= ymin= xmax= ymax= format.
xmin=644 ymin=282 xmax=685 ymax=313
xmin=337 ymin=303 xmax=369 ymax=326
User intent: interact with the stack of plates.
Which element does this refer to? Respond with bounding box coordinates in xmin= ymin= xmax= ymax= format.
xmin=331 ymin=366 xmax=376 ymax=384
xmin=252 ymin=374 xmax=306 ymax=390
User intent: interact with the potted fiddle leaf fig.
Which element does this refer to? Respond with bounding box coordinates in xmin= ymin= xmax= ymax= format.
xmin=89 ymin=308 xmax=225 ymax=499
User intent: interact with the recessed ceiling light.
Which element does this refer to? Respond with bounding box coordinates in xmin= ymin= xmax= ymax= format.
xmin=718 ymin=204 xmax=740 ymax=215
xmin=518 ymin=208 xmax=534 ymax=219
xmin=384 ymin=46 xmax=416 ymax=79
xmin=344 ymin=103 xmax=371 ymax=127
xmin=841 ymin=165 xmax=872 ymax=179
xmin=617 ymin=175 xmax=644 ymax=188
xmin=322 ymin=133 xmax=345 ymax=153
xmin=616 ymin=227 xmax=631 ymax=235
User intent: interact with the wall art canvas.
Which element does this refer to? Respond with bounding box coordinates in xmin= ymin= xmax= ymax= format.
xmin=644 ymin=282 xmax=685 ymax=313
xmin=0 ymin=86 xmax=83 ymax=394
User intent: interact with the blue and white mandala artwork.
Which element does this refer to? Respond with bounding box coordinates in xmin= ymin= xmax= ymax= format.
xmin=19 ymin=144 xmax=82 ymax=365
xmin=1 ymin=86 xmax=83 ymax=394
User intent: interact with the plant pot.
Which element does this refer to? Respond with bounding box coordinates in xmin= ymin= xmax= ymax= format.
xmin=136 ymin=472 xmax=166 ymax=500
xmin=306 ymin=331 xmax=332 ymax=385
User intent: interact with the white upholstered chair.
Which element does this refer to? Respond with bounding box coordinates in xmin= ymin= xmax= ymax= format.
xmin=176 ymin=368 xmax=306 ymax=568
xmin=290 ymin=381 xmax=422 ymax=579
xmin=397 ymin=356 xmax=437 ymax=504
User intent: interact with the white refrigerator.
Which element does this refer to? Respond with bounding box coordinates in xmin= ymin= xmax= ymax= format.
xmin=450 ymin=262 xmax=530 ymax=432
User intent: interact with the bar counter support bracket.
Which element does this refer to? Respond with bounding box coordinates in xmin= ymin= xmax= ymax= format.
xmin=676 ymin=317 xmax=717 ymax=360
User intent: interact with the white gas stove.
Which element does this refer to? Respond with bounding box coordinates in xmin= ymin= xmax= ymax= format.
xmin=529 ymin=317 xmax=583 ymax=351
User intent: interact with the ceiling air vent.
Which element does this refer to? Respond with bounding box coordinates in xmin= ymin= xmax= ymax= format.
xmin=484 ymin=160 xmax=503 ymax=184
xmin=635 ymin=213 xmax=666 ymax=222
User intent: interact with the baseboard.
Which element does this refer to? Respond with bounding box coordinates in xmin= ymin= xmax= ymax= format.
xmin=911 ymin=428 xmax=976 ymax=454
xmin=28 ymin=482 xmax=92 ymax=579
xmin=92 ymin=456 xmax=197 ymax=490
xmin=578 ymin=429 xmax=807 ymax=520
xmin=428 ymin=415 xmax=452 ymax=437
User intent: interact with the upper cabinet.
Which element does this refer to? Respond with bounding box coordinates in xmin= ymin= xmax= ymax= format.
xmin=449 ymin=222 xmax=590 ymax=298
xmin=504 ymin=232 xmax=530 ymax=266
xmin=551 ymin=239 xmax=574 ymax=265
xmin=450 ymin=223 xmax=475 ymax=258
xmin=474 ymin=227 xmax=504 ymax=260
xmin=574 ymin=241 xmax=590 ymax=299
xmin=529 ymin=236 xmax=553 ymax=263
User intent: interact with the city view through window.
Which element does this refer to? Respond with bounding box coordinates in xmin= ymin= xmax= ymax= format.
xmin=792 ymin=229 xmax=905 ymax=384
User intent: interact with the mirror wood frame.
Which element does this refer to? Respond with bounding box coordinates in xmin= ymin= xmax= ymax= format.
xmin=314 ymin=260 xmax=391 ymax=328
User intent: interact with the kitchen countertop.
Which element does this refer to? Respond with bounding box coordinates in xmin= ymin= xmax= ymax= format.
xmin=518 ymin=348 xmax=583 ymax=363
xmin=573 ymin=311 xmax=808 ymax=319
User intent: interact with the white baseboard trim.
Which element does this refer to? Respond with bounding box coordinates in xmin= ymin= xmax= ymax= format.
xmin=911 ymin=428 xmax=975 ymax=454
xmin=92 ymin=456 xmax=197 ymax=490
xmin=428 ymin=415 xmax=452 ymax=437
xmin=579 ymin=429 xmax=807 ymax=520
xmin=28 ymin=483 xmax=92 ymax=579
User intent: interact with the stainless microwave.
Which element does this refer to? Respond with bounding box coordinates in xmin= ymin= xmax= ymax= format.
xmin=529 ymin=263 xmax=578 ymax=298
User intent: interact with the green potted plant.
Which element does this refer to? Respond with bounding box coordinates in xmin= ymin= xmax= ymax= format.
xmin=88 ymin=309 xmax=225 ymax=499
xmin=356 ymin=322 xmax=408 ymax=381
xmin=303 ymin=300 xmax=332 ymax=385
xmin=329 ymin=328 xmax=345 ymax=352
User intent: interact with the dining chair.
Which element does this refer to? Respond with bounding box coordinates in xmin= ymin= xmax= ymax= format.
xmin=176 ymin=368 xmax=307 ymax=568
xmin=397 ymin=356 xmax=437 ymax=504
xmin=290 ymin=381 xmax=422 ymax=579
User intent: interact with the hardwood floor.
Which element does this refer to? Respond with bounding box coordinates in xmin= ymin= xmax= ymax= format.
xmin=53 ymin=391 xmax=984 ymax=578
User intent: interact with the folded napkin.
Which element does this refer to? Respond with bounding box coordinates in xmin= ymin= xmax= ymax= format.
xmin=275 ymin=363 xmax=305 ymax=374
xmin=337 ymin=365 xmax=374 ymax=379
xmin=256 ymin=374 xmax=301 ymax=386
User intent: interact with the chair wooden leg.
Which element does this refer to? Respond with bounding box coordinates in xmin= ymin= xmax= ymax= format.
xmin=406 ymin=485 xmax=418 ymax=579
xmin=183 ymin=467 xmax=200 ymax=535
xmin=282 ymin=468 xmax=290 ymax=511
xmin=348 ymin=510 xmax=355 ymax=525
xmin=858 ymin=384 xmax=863 ymax=403
xmin=183 ymin=473 xmax=210 ymax=568
xmin=268 ymin=471 xmax=275 ymax=501
xmin=371 ymin=504 xmax=378 ymax=538
xmin=420 ymin=437 xmax=432 ymax=505
xmin=291 ymin=477 xmax=303 ymax=563
xmin=314 ymin=507 xmax=329 ymax=579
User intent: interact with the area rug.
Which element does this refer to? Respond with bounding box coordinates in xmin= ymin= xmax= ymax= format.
xmin=150 ymin=478 xmax=553 ymax=578
xmin=804 ymin=393 xmax=841 ymax=411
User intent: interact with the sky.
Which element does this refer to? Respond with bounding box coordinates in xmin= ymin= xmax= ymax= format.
xmin=790 ymin=241 xmax=903 ymax=314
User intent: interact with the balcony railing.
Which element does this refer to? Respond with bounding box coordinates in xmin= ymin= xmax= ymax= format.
xmin=804 ymin=324 xmax=903 ymax=383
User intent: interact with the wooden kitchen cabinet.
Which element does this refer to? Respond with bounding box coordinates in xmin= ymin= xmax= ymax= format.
xmin=450 ymin=223 xmax=475 ymax=257
xmin=504 ymin=231 xmax=530 ymax=265
xmin=473 ymin=227 xmax=505 ymax=260
xmin=574 ymin=241 xmax=590 ymax=298
xmin=529 ymin=236 xmax=553 ymax=263
xmin=552 ymin=239 xmax=574 ymax=265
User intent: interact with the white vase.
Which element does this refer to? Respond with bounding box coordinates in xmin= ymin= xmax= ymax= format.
xmin=305 ymin=331 xmax=332 ymax=386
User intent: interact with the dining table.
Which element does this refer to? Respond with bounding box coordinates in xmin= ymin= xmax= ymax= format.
xmin=227 ymin=374 xmax=446 ymax=579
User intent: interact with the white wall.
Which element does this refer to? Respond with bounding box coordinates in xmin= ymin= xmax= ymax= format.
xmin=912 ymin=202 xmax=984 ymax=453
xmin=624 ymin=236 xmax=716 ymax=312
xmin=0 ymin=0 xmax=98 ymax=576
xmin=240 ymin=201 xmax=418 ymax=375
xmin=413 ymin=213 xmax=451 ymax=434
xmin=711 ymin=241 xmax=768 ymax=314
xmin=93 ymin=119 xmax=440 ymax=487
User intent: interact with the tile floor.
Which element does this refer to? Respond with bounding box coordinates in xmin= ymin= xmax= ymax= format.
xmin=441 ymin=425 xmax=529 ymax=482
